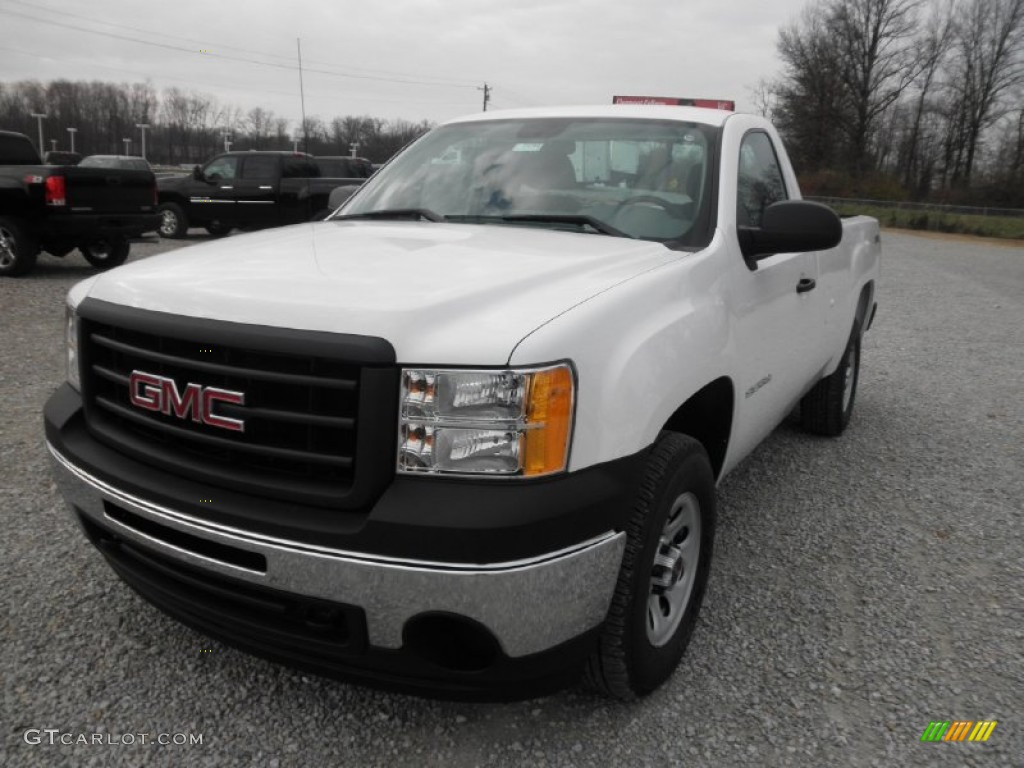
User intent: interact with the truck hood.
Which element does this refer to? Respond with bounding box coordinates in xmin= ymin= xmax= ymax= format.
xmin=84 ymin=221 xmax=680 ymax=363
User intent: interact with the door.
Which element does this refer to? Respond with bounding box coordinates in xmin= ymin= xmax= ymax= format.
xmin=730 ymin=131 xmax=825 ymax=453
xmin=190 ymin=155 xmax=239 ymax=224
xmin=235 ymin=155 xmax=281 ymax=226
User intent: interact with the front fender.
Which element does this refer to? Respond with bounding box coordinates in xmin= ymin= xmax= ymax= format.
xmin=510 ymin=242 xmax=733 ymax=472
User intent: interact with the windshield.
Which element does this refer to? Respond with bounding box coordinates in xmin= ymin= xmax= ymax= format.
xmin=341 ymin=117 xmax=718 ymax=244
xmin=80 ymin=156 xmax=150 ymax=170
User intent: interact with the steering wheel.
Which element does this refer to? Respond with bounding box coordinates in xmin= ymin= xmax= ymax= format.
xmin=612 ymin=195 xmax=694 ymax=220
xmin=613 ymin=195 xmax=675 ymax=214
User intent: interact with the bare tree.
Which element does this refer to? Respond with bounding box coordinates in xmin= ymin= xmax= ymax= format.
xmin=775 ymin=4 xmax=849 ymax=172
xmin=748 ymin=78 xmax=780 ymax=120
xmin=945 ymin=0 xmax=1024 ymax=185
xmin=828 ymin=0 xmax=924 ymax=172
xmin=899 ymin=0 xmax=956 ymax=190
xmin=245 ymin=107 xmax=275 ymax=148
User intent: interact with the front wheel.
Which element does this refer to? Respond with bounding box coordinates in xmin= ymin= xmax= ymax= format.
xmin=80 ymin=237 xmax=130 ymax=270
xmin=586 ymin=432 xmax=716 ymax=699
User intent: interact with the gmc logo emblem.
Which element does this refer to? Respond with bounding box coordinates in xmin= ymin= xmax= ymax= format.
xmin=128 ymin=370 xmax=245 ymax=432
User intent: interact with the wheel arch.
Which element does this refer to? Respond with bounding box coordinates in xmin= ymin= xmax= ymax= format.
xmin=661 ymin=376 xmax=734 ymax=480
xmin=157 ymin=190 xmax=187 ymax=206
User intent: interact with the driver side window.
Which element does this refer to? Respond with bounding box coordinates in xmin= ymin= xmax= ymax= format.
xmin=737 ymin=133 xmax=787 ymax=227
xmin=204 ymin=156 xmax=238 ymax=181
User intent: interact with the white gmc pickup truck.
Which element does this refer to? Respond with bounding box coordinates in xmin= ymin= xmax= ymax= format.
xmin=45 ymin=104 xmax=879 ymax=700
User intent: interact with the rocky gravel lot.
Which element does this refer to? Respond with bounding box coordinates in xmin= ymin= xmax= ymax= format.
xmin=2 ymin=230 xmax=1022 ymax=767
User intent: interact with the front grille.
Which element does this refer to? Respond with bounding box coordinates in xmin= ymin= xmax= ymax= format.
xmin=78 ymin=299 xmax=398 ymax=509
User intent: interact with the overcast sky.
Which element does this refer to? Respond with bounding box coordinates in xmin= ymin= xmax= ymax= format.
xmin=0 ymin=0 xmax=813 ymax=128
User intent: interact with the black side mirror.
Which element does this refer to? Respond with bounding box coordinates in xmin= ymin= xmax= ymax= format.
xmin=192 ymin=165 xmax=204 ymax=181
xmin=738 ymin=200 xmax=842 ymax=267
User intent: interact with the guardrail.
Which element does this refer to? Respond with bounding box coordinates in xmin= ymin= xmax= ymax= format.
xmin=806 ymin=196 xmax=1024 ymax=219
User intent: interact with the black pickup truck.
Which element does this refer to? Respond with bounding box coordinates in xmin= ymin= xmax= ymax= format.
xmin=0 ymin=130 xmax=160 ymax=277
xmin=156 ymin=151 xmax=367 ymax=238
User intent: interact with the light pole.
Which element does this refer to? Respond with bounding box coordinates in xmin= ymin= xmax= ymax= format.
xmin=50 ymin=139 xmax=57 ymax=151
xmin=135 ymin=123 xmax=149 ymax=160
xmin=67 ymin=127 xmax=77 ymax=153
xmin=292 ymin=135 xmax=300 ymax=153
xmin=220 ymin=131 xmax=232 ymax=152
xmin=349 ymin=142 xmax=360 ymax=158
xmin=122 ymin=138 xmax=131 ymax=155
xmin=30 ymin=112 xmax=47 ymax=155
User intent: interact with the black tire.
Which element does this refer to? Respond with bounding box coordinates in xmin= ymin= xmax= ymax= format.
xmin=205 ymin=220 xmax=233 ymax=237
xmin=800 ymin=319 xmax=861 ymax=436
xmin=0 ymin=215 xmax=39 ymax=277
xmin=586 ymin=432 xmax=716 ymax=699
xmin=156 ymin=202 xmax=188 ymax=239
xmin=80 ymin=237 xmax=130 ymax=270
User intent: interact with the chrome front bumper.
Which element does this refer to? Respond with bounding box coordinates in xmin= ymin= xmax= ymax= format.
xmin=48 ymin=443 xmax=626 ymax=657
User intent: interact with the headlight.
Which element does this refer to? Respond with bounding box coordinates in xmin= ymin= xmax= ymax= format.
xmin=398 ymin=364 xmax=574 ymax=477
xmin=66 ymin=304 xmax=80 ymax=391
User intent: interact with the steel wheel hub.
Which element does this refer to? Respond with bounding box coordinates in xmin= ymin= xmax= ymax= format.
xmin=0 ymin=228 xmax=15 ymax=268
xmin=647 ymin=491 xmax=701 ymax=647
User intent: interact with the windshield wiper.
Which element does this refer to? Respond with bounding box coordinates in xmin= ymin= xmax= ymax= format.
xmin=499 ymin=213 xmax=632 ymax=239
xmin=335 ymin=208 xmax=446 ymax=222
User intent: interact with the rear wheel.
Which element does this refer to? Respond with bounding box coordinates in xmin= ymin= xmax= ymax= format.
xmin=801 ymin=320 xmax=861 ymax=436
xmin=80 ymin=237 xmax=130 ymax=270
xmin=156 ymin=202 xmax=188 ymax=238
xmin=205 ymin=220 xmax=233 ymax=237
xmin=586 ymin=432 xmax=716 ymax=699
xmin=0 ymin=216 xmax=38 ymax=277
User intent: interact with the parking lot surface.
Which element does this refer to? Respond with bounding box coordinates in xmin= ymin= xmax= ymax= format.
xmin=2 ymin=230 xmax=1022 ymax=767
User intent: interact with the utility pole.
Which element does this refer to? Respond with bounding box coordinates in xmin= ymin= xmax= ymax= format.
xmin=479 ymin=83 xmax=491 ymax=112
xmin=297 ymin=38 xmax=308 ymax=155
xmin=30 ymin=112 xmax=47 ymax=155
xmin=67 ymin=127 xmax=77 ymax=153
xmin=136 ymin=123 xmax=150 ymax=160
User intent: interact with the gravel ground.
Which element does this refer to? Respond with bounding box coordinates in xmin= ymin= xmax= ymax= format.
xmin=2 ymin=230 xmax=1021 ymax=767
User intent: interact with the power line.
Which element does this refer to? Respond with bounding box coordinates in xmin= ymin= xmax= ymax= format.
xmin=0 ymin=45 xmax=299 ymax=99
xmin=0 ymin=5 xmax=480 ymax=90
xmin=0 ymin=44 xmax=476 ymax=111
xmin=0 ymin=0 xmax=479 ymax=89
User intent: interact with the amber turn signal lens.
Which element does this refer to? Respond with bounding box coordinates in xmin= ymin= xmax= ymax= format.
xmin=523 ymin=365 xmax=574 ymax=476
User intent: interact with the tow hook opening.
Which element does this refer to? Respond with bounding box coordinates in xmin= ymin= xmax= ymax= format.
xmin=403 ymin=613 xmax=501 ymax=672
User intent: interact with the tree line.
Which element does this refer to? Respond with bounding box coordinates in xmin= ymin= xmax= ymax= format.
xmin=758 ymin=0 xmax=1024 ymax=207
xmin=0 ymin=79 xmax=434 ymax=165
